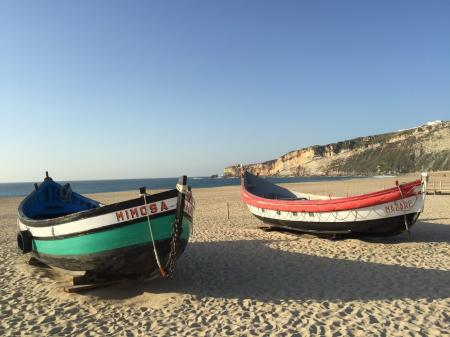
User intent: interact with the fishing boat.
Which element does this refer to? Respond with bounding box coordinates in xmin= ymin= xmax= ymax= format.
xmin=241 ymin=170 xmax=428 ymax=237
xmin=17 ymin=173 xmax=194 ymax=278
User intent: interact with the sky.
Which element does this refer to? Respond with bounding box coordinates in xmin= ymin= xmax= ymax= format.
xmin=1 ymin=1 xmax=449 ymax=182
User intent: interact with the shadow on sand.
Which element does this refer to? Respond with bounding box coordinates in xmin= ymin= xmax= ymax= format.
xmin=360 ymin=221 xmax=450 ymax=244
xmin=260 ymin=220 xmax=450 ymax=244
xmin=86 ymin=220 xmax=450 ymax=302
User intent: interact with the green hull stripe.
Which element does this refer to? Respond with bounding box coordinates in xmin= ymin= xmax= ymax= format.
xmin=33 ymin=215 xmax=191 ymax=256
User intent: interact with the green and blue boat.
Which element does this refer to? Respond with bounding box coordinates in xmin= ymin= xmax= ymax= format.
xmin=17 ymin=173 xmax=194 ymax=278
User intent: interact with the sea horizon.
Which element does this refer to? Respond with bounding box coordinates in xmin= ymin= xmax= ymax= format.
xmin=0 ymin=175 xmax=369 ymax=198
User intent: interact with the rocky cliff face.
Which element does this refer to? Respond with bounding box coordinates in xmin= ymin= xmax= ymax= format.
xmin=224 ymin=121 xmax=450 ymax=177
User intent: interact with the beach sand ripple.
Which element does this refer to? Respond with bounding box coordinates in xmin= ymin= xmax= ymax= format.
xmin=0 ymin=179 xmax=449 ymax=336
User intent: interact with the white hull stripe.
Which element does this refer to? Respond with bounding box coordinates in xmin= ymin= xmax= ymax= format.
xmin=18 ymin=197 xmax=177 ymax=238
xmin=248 ymin=195 xmax=424 ymax=223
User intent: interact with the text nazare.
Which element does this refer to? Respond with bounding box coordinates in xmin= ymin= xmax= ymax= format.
xmin=384 ymin=199 xmax=413 ymax=215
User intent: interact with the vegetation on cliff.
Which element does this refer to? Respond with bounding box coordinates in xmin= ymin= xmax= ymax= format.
xmin=224 ymin=121 xmax=450 ymax=177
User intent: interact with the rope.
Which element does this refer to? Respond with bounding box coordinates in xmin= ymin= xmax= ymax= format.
xmin=143 ymin=193 xmax=167 ymax=277
xmin=396 ymin=182 xmax=410 ymax=235
xmin=250 ymin=179 xmax=425 ymax=227
xmin=176 ymin=183 xmax=189 ymax=194
xmin=255 ymin=193 xmax=421 ymax=224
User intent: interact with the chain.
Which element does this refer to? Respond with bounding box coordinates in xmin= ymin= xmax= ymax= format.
xmin=165 ymin=217 xmax=182 ymax=277
xmin=165 ymin=177 xmax=189 ymax=277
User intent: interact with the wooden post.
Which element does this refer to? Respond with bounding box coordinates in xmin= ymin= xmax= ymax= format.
xmin=227 ymin=202 xmax=230 ymax=220
xmin=176 ymin=176 xmax=187 ymax=223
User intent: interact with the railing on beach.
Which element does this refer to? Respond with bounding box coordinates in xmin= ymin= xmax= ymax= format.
xmin=426 ymin=181 xmax=450 ymax=195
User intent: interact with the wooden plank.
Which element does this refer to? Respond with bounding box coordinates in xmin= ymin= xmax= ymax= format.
xmin=28 ymin=257 xmax=51 ymax=268
xmin=72 ymin=275 xmax=98 ymax=286
xmin=64 ymin=279 xmax=124 ymax=293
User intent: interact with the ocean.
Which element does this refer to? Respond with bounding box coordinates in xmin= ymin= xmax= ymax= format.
xmin=0 ymin=176 xmax=359 ymax=198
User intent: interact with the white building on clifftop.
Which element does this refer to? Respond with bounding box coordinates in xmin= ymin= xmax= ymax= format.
xmin=426 ymin=120 xmax=443 ymax=126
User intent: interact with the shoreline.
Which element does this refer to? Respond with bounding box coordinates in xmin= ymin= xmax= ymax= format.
xmin=2 ymin=170 xmax=448 ymax=199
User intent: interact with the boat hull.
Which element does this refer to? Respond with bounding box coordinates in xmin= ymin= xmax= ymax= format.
xmin=34 ymin=237 xmax=189 ymax=277
xmin=241 ymin=171 xmax=427 ymax=238
xmin=253 ymin=212 xmax=420 ymax=237
xmin=18 ymin=187 xmax=194 ymax=277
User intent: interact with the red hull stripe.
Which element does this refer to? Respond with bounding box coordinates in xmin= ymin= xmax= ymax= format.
xmin=241 ymin=179 xmax=422 ymax=213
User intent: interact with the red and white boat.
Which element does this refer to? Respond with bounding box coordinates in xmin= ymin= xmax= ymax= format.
xmin=241 ymin=171 xmax=428 ymax=237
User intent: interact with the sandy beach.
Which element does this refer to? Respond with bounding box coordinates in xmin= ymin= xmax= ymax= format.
xmin=0 ymin=175 xmax=449 ymax=336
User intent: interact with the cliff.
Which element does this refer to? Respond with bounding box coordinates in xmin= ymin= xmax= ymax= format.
xmin=224 ymin=121 xmax=450 ymax=177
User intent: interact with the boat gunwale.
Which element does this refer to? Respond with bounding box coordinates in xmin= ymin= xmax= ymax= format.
xmin=28 ymin=209 xmax=195 ymax=241
xmin=19 ymin=188 xmax=179 ymax=227
xmin=241 ymin=171 xmax=423 ymax=213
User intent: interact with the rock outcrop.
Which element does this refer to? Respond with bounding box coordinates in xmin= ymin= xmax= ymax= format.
xmin=224 ymin=121 xmax=450 ymax=177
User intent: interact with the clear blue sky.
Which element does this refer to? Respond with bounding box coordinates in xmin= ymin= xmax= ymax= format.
xmin=1 ymin=1 xmax=449 ymax=182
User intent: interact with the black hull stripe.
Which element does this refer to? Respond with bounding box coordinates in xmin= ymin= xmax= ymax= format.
xmin=19 ymin=189 xmax=178 ymax=227
xmin=254 ymin=212 xmax=420 ymax=237
xmin=33 ymin=239 xmax=189 ymax=276
xmin=30 ymin=210 xmax=193 ymax=241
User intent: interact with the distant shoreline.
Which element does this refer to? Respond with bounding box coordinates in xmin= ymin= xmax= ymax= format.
xmin=0 ymin=175 xmax=369 ymax=198
xmin=2 ymin=171 xmax=447 ymax=198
